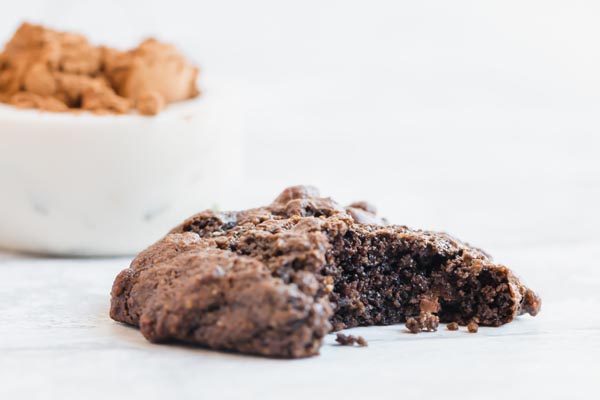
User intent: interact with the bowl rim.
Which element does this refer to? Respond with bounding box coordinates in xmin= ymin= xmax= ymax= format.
xmin=0 ymin=96 xmax=205 ymax=124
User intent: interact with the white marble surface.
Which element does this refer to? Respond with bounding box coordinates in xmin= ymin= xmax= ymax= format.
xmin=1 ymin=235 xmax=599 ymax=400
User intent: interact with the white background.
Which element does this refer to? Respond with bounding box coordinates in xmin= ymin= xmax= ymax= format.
xmin=1 ymin=1 xmax=598 ymax=244
xmin=1 ymin=1 xmax=599 ymax=399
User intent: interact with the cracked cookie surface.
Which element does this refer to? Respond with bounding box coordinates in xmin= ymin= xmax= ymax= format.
xmin=110 ymin=185 xmax=541 ymax=358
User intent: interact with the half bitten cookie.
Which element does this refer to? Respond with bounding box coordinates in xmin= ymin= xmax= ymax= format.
xmin=110 ymin=186 xmax=540 ymax=358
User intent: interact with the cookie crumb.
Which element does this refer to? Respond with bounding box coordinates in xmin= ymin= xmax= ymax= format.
xmin=467 ymin=321 xmax=479 ymax=333
xmin=337 ymin=333 xmax=353 ymax=345
xmin=335 ymin=333 xmax=368 ymax=347
xmin=406 ymin=311 xmax=440 ymax=333
xmin=420 ymin=311 xmax=439 ymax=332
xmin=446 ymin=322 xmax=459 ymax=331
xmin=521 ymin=288 xmax=542 ymax=316
xmin=405 ymin=317 xmax=421 ymax=334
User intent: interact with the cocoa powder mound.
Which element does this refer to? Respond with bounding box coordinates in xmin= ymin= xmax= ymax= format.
xmin=0 ymin=23 xmax=199 ymax=115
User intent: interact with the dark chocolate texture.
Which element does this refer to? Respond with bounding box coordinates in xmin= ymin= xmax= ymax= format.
xmin=110 ymin=186 xmax=541 ymax=358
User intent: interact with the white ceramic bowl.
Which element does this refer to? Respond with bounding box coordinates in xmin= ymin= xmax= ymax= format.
xmin=0 ymin=93 xmax=242 ymax=256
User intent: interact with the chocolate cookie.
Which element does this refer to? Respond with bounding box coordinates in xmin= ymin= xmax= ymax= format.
xmin=110 ymin=186 xmax=540 ymax=358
